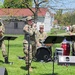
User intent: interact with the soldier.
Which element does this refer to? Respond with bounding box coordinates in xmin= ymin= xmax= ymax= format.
xmin=36 ymin=24 xmax=47 ymax=47
xmin=0 ymin=19 xmax=8 ymax=63
xmin=23 ymin=16 xmax=37 ymax=72
xmin=69 ymin=25 xmax=75 ymax=56
xmin=36 ymin=24 xmax=52 ymax=61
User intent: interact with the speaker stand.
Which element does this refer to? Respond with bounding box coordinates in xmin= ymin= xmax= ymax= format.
xmin=52 ymin=52 xmax=55 ymax=75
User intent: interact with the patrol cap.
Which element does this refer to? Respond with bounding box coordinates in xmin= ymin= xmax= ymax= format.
xmin=39 ymin=25 xmax=44 ymax=29
xmin=26 ymin=16 xmax=33 ymax=21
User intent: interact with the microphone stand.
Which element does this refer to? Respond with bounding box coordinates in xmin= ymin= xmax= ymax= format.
xmin=26 ymin=26 xmax=30 ymax=75
xmin=27 ymin=34 xmax=30 ymax=75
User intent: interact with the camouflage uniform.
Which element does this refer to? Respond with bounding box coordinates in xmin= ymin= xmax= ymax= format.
xmin=23 ymin=16 xmax=37 ymax=71
xmin=37 ymin=31 xmax=47 ymax=43
xmin=0 ymin=21 xmax=8 ymax=63
xmin=36 ymin=25 xmax=47 ymax=46
xmin=70 ymin=25 xmax=75 ymax=55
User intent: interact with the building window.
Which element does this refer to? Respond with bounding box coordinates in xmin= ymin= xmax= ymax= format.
xmin=14 ymin=22 xmax=18 ymax=29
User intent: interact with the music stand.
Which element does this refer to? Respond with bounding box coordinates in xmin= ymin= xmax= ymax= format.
xmin=43 ymin=35 xmax=65 ymax=75
xmin=0 ymin=35 xmax=17 ymax=64
xmin=65 ymin=35 xmax=75 ymax=41
xmin=44 ymin=36 xmax=64 ymax=44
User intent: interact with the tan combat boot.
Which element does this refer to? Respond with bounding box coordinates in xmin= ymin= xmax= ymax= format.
xmin=29 ymin=66 xmax=33 ymax=72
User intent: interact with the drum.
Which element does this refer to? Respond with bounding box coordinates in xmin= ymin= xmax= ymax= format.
xmin=61 ymin=42 xmax=70 ymax=55
xmin=35 ymin=46 xmax=52 ymax=62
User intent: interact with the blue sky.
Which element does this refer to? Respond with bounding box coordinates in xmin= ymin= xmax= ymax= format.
xmin=0 ymin=0 xmax=4 ymax=3
xmin=47 ymin=0 xmax=75 ymax=13
xmin=49 ymin=0 xmax=75 ymax=9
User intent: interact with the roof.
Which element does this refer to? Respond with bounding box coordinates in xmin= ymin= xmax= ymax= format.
xmin=0 ymin=8 xmax=48 ymax=17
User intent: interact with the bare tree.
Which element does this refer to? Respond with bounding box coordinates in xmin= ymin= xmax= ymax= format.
xmin=25 ymin=0 xmax=48 ymax=22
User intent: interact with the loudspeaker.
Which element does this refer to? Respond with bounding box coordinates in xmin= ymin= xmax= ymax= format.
xmin=55 ymin=48 xmax=63 ymax=56
xmin=58 ymin=56 xmax=75 ymax=65
xmin=0 ymin=67 xmax=8 ymax=75
xmin=54 ymin=48 xmax=63 ymax=61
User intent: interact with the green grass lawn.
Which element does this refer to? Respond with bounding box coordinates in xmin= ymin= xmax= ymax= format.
xmin=0 ymin=34 xmax=75 ymax=75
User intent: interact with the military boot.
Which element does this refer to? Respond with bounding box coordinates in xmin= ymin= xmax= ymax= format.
xmin=18 ymin=56 xmax=25 ymax=60
xmin=4 ymin=57 xmax=9 ymax=63
xmin=25 ymin=65 xmax=33 ymax=72
xmin=29 ymin=66 xmax=33 ymax=72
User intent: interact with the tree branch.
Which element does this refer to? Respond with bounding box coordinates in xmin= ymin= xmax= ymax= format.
xmin=34 ymin=0 xmax=36 ymax=4
xmin=38 ymin=1 xmax=47 ymax=5
xmin=25 ymin=3 xmax=35 ymax=14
